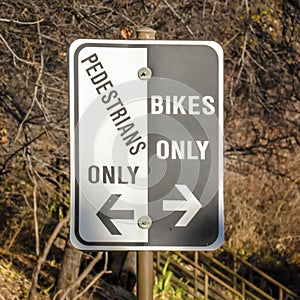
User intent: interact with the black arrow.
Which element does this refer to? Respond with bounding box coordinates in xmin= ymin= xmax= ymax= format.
xmin=96 ymin=194 xmax=134 ymax=235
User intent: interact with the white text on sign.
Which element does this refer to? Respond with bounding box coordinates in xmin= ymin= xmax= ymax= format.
xmin=151 ymin=95 xmax=215 ymax=115
xmin=156 ymin=140 xmax=209 ymax=160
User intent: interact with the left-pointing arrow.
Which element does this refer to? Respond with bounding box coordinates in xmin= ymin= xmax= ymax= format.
xmin=96 ymin=194 xmax=134 ymax=235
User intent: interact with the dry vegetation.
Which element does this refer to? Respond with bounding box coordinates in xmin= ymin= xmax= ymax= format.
xmin=0 ymin=0 xmax=299 ymax=298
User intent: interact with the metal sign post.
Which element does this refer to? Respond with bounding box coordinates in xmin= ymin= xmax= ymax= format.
xmin=137 ymin=250 xmax=153 ymax=300
xmin=135 ymin=27 xmax=156 ymax=300
xmin=137 ymin=27 xmax=156 ymax=300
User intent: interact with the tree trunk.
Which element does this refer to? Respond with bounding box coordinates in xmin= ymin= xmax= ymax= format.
xmin=57 ymin=240 xmax=82 ymax=299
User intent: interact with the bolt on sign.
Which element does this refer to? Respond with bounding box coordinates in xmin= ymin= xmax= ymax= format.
xmin=69 ymin=40 xmax=224 ymax=250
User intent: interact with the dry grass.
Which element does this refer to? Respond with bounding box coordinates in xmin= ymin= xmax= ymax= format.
xmin=224 ymin=152 xmax=300 ymax=264
xmin=0 ymin=257 xmax=31 ymax=300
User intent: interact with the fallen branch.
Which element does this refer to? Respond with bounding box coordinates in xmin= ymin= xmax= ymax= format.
xmin=0 ymin=18 xmax=44 ymax=25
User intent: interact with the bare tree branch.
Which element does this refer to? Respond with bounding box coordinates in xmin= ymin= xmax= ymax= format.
xmin=55 ymin=251 xmax=106 ymax=300
xmin=28 ymin=209 xmax=70 ymax=300
xmin=0 ymin=34 xmax=38 ymax=66
xmin=73 ymin=252 xmax=111 ymax=300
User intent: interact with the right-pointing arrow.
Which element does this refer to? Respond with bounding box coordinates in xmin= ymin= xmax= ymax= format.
xmin=163 ymin=184 xmax=202 ymax=227
xmin=96 ymin=194 xmax=134 ymax=235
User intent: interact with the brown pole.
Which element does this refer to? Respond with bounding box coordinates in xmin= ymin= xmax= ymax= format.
xmin=137 ymin=251 xmax=154 ymax=300
xmin=136 ymin=27 xmax=156 ymax=300
xmin=136 ymin=27 xmax=157 ymax=40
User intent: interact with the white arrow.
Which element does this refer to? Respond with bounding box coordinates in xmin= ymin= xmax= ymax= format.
xmin=163 ymin=184 xmax=202 ymax=227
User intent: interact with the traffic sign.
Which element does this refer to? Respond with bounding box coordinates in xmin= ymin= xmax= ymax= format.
xmin=69 ymin=40 xmax=224 ymax=250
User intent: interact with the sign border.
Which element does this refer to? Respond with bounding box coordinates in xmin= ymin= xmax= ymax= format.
xmin=69 ymin=40 xmax=224 ymax=250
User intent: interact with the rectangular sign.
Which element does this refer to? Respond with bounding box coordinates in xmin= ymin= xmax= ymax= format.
xmin=69 ymin=40 xmax=224 ymax=250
